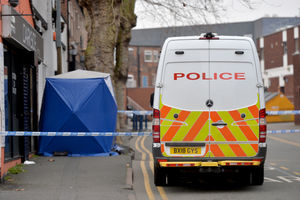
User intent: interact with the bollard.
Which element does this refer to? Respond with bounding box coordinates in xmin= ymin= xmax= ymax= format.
xmin=145 ymin=115 xmax=148 ymax=130
xmin=139 ymin=115 xmax=143 ymax=131
xmin=133 ymin=114 xmax=138 ymax=131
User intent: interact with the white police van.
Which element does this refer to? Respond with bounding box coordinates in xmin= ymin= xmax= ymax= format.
xmin=151 ymin=33 xmax=266 ymax=186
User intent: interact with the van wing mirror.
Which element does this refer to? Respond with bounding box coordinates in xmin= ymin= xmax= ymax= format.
xmin=150 ymin=93 xmax=154 ymax=108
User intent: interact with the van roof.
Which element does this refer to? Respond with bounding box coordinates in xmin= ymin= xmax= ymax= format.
xmin=165 ymin=35 xmax=253 ymax=42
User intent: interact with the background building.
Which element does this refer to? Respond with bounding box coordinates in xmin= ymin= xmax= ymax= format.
xmin=68 ymin=0 xmax=88 ymax=71
xmin=0 ymin=0 xmax=87 ymax=180
xmin=127 ymin=17 xmax=300 ymax=111
xmin=257 ymin=25 xmax=300 ymax=103
xmin=0 ymin=0 xmax=43 ymax=178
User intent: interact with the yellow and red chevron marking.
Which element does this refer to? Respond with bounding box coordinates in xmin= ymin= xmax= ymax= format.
xmin=159 ymin=100 xmax=260 ymax=158
xmin=210 ymin=112 xmax=248 ymax=157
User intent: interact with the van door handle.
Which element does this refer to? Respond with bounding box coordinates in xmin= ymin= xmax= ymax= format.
xmin=211 ymin=120 xmax=227 ymax=127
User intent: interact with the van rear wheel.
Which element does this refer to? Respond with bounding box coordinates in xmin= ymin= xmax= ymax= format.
xmin=154 ymin=164 xmax=166 ymax=186
xmin=250 ymin=166 xmax=264 ymax=185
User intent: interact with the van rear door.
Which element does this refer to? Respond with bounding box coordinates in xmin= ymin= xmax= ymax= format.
xmin=208 ymin=39 xmax=260 ymax=158
xmin=160 ymin=39 xmax=210 ymax=158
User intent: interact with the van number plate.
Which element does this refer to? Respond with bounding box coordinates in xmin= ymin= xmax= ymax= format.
xmin=170 ymin=147 xmax=201 ymax=154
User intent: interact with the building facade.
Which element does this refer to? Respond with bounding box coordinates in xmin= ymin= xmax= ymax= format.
xmin=0 ymin=0 xmax=87 ymax=180
xmin=0 ymin=0 xmax=43 ymax=179
xmin=68 ymin=0 xmax=88 ymax=71
xmin=128 ymin=46 xmax=160 ymax=88
xmin=257 ymin=25 xmax=300 ymax=103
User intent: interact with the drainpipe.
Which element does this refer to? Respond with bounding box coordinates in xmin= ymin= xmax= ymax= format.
xmin=137 ymin=46 xmax=141 ymax=88
xmin=56 ymin=0 xmax=62 ymax=74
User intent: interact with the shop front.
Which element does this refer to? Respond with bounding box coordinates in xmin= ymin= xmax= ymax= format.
xmin=2 ymin=5 xmax=43 ymax=163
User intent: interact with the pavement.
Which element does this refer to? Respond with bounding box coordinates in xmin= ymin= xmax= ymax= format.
xmin=0 ymin=122 xmax=299 ymax=200
xmin=0 ymin=155 xmax=134 ymax=200
xmin=267 ymin=122 xmax=300 ymax=130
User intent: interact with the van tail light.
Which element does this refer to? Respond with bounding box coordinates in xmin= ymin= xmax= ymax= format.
xmin=152 ymin=109 xmax=160 ymax=143
xmin=259 ymin=108 xmax=267 ymax=143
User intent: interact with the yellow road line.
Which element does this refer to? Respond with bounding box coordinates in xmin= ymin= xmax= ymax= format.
xmin=135 ymin=137 xmax=155 ymax=200
xmin=268 ymin=135 xmax=300 ymax=148
xmin=141 ymin=136 xmax=154 ymax=161
xmin=293 ymin=172 xmax=300 ymax=176
xmin=140 ymin=161 xmax=155 ymax=200
xmin=140 ymin=136 xmax=168 ymax=200
xmin=140 ymin=136 xmax=154 ymax=173
xmin=280 ymin=166 xmax=289 ymax=171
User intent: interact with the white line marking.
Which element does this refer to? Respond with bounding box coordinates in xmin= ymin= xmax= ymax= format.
xmin=277 ymin=176 xmax=293 ymax=183
xmin=264 ymin=177 xmax=282 ymax=183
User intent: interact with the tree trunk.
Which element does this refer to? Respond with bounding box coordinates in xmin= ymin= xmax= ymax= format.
xmin=115 ymin=0 xmax=136 ymax=130
xmin=79 ymin=0 xmax=121 ymax=73
xmin=79 ymin=0 xmax=136 ymax=131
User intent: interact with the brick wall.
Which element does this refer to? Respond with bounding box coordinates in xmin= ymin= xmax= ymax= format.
xmin=128 ymin=46 xmax=160 ymax=87
xmin=293 ymin=53 xmax=300 ymax=125
xmin=287 ymin=28 xmax=295 ymax=65
xmin=264 ymin=32 xmax=283 ymax=70
xmin=127 ymin=88 xmax=154 ymax=110
xmin=268 ymin=77 xmax=279 ymax=93
xmin=285 ymin=75 xmax=294 ymax=103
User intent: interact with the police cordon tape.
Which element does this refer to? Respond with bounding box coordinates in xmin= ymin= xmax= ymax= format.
xmin=118 ymin=110 xmax=300 ymax=116
xmin=0 ymin=129 xmax=300 ymax=136
xmin=267 ymin=129 xmax=300 ymax=134
xmin=0 ymin=131 xmax=152 ymax=137
xmin=118 ymin=110 xmax=152 ymax=115
xmin=266 ymin=110 xmax=300 ymax=115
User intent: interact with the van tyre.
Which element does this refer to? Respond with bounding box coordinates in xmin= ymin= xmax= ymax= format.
xmin=154 ymin=164 xmax=166 ymax=186
xmin=250 ymin=166 xmax=264 ymax=185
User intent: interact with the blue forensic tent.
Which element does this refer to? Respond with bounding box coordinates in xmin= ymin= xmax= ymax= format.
xmin=38 ymin=70 xmax=117 ymax=156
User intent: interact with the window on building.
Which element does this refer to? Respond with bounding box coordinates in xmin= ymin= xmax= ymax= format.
xmin=295 ymin=38 xmax=299 ymax=52
xmin=144 ymin=50 xmax=152 ymax=62
xmin=142 ymin=76 xmax=148 ymax=87
xmin=283 ymin=41 xmax=287 ymax=54
xmin=153 ymin=50 xmax=159 ymax=62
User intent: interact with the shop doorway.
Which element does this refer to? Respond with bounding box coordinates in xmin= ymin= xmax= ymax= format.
xmin=4 ymin=43 xmax=38 ymax=162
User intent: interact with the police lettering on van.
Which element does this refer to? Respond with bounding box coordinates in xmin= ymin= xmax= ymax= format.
xmin=151 ymin=33 xmax=266 ymax=186
xmin=173 ymin=72 xmax=246 ymax=80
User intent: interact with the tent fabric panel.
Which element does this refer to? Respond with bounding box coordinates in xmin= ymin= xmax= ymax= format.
xmin=39 ymin=81 xmax=72 ymax=131
xmin=77 ymin=81 xmax=117 ymax=132
xmin=47 ymin=78 xmax=102 ymax=113
xmin=38 ymin=75 xmax=117 ymax=156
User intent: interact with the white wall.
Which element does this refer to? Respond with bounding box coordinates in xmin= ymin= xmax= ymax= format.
xmin=35 ymin=0 xmax=56 ymax=116
xmin=34 ymin=0 xmax=69 ymax=116
xmin=61 ymin=17 xmax=68 ymax=74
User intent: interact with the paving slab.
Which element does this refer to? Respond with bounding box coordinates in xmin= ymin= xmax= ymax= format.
xmin=0 ymin=155 xmax=132 ymax=200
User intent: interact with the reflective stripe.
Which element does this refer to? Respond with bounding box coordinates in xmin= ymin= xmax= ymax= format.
xmin=248 ymin=105 xmax=259 ymax=118
xmin=160 ymin=105 xmax=172 ymax=119
xmin=161 ymin=110 xmax=190 ymax=141
xmin=183 ymin=112 xmax=209 ymax=141
xmin=159 ymin=99 xmax=260 ymax=158
xmin=159 ymin=161 xmax=261 ymax=167
xmin=228 ymin=110 xmax=258 ymax=141
xmin=209 ymin=136 xmax=225 ymax=157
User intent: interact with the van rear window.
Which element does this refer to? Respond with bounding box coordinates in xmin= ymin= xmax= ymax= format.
xmin=161 ymin=62 xmax=258 ymax=111
xmin=162 ymin=62 xmax=210 ymax=111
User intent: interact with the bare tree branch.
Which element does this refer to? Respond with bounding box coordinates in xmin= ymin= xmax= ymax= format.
xmin=136 ymin=0 xmax=255 ymax=26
